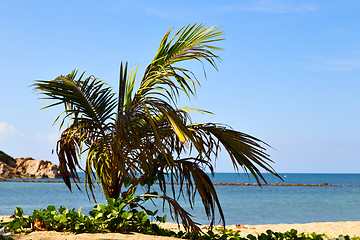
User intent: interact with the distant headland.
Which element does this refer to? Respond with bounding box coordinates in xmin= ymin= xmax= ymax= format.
xmin=0 ymin=150 xmax=60 ymax=178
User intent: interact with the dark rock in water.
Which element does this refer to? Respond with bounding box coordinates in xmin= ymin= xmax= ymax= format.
xmin=0 ymin=151 xmax=60 ymax=178
xmin=320 ymin=182 xmax=332 ymax=186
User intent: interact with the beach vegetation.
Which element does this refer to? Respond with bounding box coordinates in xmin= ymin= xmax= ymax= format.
xmin=3 ymin=207 xmax=30 ymax=234
xmin=0 ymin=196 xmax=187 ymax=237
xmin=2 ymin=203 xmax=359 ymax=240
xmin=33 ymin=23 xmax=281 ymax=232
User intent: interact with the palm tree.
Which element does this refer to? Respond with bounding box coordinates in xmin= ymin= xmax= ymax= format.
xmin=34 ymin=24 xmax=281 ymax=232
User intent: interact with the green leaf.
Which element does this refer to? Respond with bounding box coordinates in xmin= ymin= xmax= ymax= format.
xmin=12 ymin=221 xmax=20 ymax=230
xmin=59 ymin=214 xmax=68 ymax=223
xmin=121 ymin=212 xmax=133 ymax=220
xmin=95 ymin=212 xmax=103 ymax=219
xmin=77 ymin=206 xmax=82 ymax=214
xmin=14 ymin=207 xmax=23 ymax=217
xmin=141 ymin=215 xmax=148 ymax=224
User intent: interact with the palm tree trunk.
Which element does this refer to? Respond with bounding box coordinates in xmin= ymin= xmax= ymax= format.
xmin=101 ymin=176 xmax=121 ymax=199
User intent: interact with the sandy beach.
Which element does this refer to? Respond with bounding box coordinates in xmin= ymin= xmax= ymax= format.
xmin=1 ymin=216 xmax=359 ymax=239
xmin=160 ymin=222 xmax=360 ymax=238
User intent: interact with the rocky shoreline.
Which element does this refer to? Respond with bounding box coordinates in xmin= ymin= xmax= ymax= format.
xmin=0 ymin=151 xmax=60 ymax=179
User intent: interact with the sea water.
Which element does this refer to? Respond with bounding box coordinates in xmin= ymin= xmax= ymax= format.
xmin=1 ymin=173 xmax=360 ymax=225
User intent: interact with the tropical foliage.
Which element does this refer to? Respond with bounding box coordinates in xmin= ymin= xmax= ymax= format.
xmin=33 ymin=23 xmax=281 ymax=232
xmin=0 ymin=194 xmax=171 ymax=235
xmin=1 ymin=204 xmax=358 ymax=240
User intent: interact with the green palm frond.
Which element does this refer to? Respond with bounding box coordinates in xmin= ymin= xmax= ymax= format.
xmin=136 ymin=23 xmax=224 ymax=100
xmin=117 ymin=62 xmax=127 ymax=114
xmin=34 ymin=70 xmax=117 ymax=127
xmin=191 ymin=123 xmax=282 ymax=184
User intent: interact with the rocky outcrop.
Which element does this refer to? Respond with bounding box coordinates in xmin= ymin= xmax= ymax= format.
xmin=0 ymin=151 xmax=60 ymax=178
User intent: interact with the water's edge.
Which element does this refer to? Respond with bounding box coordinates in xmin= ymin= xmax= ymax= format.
xmin=1 ymin=173 xmax=359 ymax=225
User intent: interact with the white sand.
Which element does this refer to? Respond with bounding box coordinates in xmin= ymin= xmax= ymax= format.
xmin=1 ymin=216 xmax=359 ymax=239
xmin=161 ymin=221 xmax=360 ymax=238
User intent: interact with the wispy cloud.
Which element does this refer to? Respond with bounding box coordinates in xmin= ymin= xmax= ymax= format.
xmin=218 ymin=0 xmax=318 ymax=14
xmin=47 ymin=132 xmax=60 ymax=143
xmin=0 ymin=121 xmax=59 ymax=146
xmin=271 ymin=138 xmax=360 ymax=152
xmin=302 ymin=55 xmax=360 ymax=71
xmin=107 ymin=0 xmax=132 ymax=12
xmin=35 ymin=131 xmax=59 ymax=144
xmin=141 ymin=7 xmax=181 ymax=20
xmin=328 ymin=29 xmax=352 ymax=35
xmin=0 ymin=122 xmax=15 ymax=141
xmin=137 ymin=0 xmax=318 ymax=20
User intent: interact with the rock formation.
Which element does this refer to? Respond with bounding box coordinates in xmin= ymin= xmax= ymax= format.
xmin=0 ymin=151 xmax=60 ymax=178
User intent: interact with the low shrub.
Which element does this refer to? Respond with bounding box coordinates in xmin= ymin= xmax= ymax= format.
xmin=1 ymin=194 xmax=360 ymax=240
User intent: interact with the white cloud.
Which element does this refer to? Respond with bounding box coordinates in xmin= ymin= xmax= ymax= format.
xmin=328 ymin=29 xmax=352 ymax=35
xmin=47 ymin=132 xmax=60 ymax=143
xmin=107 ymin=0 xmax=133 ymax=12
xmin=35 ymin=131 xmax=59 ymax=143
xmin=302 ymin=56 xmax=360 ymax=71
xmin=35 ymin=132 xmax=45 ymax=142
xmin=214 ymin=0 xmax=317 ymax=14
xmin=138 ymin=0 xmax=317 ymax=19
xmin=0 ymin=122 xmax=15 ymax=141
xmin=141 ymin=7 xmax=180 ymax=20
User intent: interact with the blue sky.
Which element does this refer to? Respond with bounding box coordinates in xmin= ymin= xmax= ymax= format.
xmin=1 ymin=0 xmax=359 ymax=173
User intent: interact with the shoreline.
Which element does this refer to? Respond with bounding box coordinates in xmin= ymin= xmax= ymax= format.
xmin=0 ymin=179 xmax=355 ymax=187
xmin=1 ymin=216 xmax=359 ymax=239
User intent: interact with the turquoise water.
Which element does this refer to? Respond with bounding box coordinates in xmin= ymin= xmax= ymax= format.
xmin=210 ymin=173 xmax=360 ymax=185
xmin=1 ymin=173 xmax=360 ymax=225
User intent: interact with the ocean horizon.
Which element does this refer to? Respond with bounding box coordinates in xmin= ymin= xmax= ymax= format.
xmin=1 ymin=173 xmax=360 ymax=225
